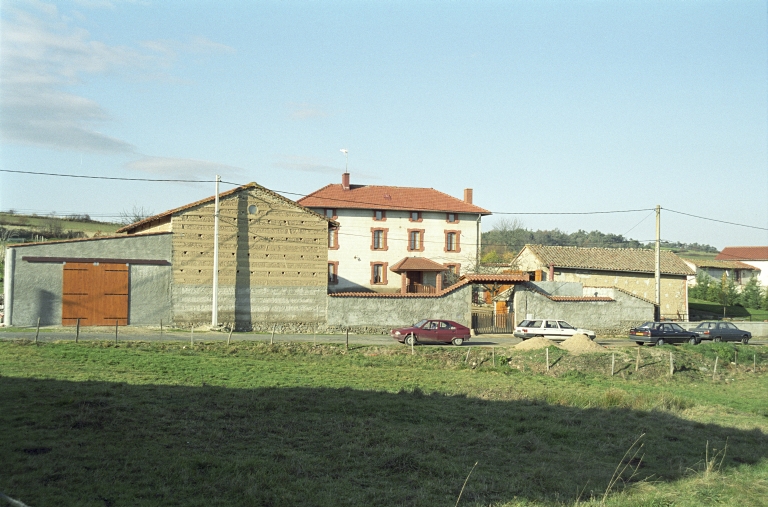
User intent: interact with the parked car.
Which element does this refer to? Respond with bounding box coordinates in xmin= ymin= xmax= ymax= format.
xmin=692 ymin=321 xmax=751 ymax=344
xmin=630 ymin=322 xmax=700 ymax=346
xmin=513 ymin=319 xmax=596 ymax=340
xmin=391 ymin=319 xmax=471 ymax=346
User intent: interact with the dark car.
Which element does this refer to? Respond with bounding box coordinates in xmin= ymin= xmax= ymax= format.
xmin=693 ymin=321 xmax=751 ymax=344
xmin=391 ymin=319 xmax=470 ymax=346
xmin=629 ymin=321 xmax=700 ymax=346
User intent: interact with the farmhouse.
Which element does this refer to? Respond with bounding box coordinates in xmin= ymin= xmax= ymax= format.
xmin=511 ymin=244 xmax=694 ymax=320
xmin=682 ymin=258 xmax=760 ymax=287
xmin=297 ymin=172 xmax=490 ymax=294
xmin=3 ymin=183 xmax=335 ymax=329
xmin=715 ymin=246 xmax=768 ymax=287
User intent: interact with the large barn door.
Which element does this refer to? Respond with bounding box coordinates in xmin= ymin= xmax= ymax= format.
xmin=62 ymin=263 xmax=129 ymax=326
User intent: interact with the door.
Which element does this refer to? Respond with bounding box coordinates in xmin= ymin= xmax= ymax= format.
xmin=62 ymin=262 xmax=129 ymax=326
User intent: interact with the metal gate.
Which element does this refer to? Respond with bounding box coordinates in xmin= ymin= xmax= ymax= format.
xmin=471 ymin=312 xmax=514 ymax=334
xmin=62 ymin=262 xmax=129 ymax=326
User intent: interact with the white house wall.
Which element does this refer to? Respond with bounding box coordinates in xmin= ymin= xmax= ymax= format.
xmin=314 ymin=208 xmax=481 ymax=292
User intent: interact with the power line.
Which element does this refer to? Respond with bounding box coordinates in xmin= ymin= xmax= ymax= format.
xmin=3 ymin=168 xmax=766 ymax=231
xmin=665 ymin=208 xmax=768 ymax=231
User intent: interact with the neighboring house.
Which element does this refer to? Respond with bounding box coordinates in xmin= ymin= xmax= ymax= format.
xmin=682 ymin=258 xmax=760 ymax=287
xmin=511 ymin=244 xmax=694 ymax=320
xmin=298 ymin=172 xmax=490 ymax=294
xmin=3 ymin=183 xmax=335 ymax=329
xmin=715 ymin=247 xmax=768 ymax=287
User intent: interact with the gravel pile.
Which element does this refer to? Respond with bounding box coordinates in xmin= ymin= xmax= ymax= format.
xmin=559 ymin=333 xmax=608 ymax=354
xmin=515 ymin=337 xmax=561 ymax=351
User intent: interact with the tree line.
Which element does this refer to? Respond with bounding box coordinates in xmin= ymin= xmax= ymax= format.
xmin=688 ymin=272 xmax=768 ymax=310
xmin=481 ymin=218 xmax=718 ymax=264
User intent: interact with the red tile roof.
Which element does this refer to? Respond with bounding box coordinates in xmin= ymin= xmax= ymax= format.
xmin=521 ymin=245 xmax=694 ymax=276
xmin=117 ymin=183 xmax=334 ymax=234
xmin=297 ymin=184 xmax=490 ymax=214
xmin=715 ymin=246 xmax=768 ymax=262
xmin=390 ymin=257 xmax=449 ymax=272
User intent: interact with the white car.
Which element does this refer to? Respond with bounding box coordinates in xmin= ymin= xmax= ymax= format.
xmin=514 ymin=319 xmax=596 ymax=340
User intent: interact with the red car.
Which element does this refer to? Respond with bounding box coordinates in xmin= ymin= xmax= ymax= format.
xmin=391 ymin=319 xmax=471 ymax=346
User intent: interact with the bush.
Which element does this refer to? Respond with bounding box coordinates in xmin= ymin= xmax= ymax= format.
xmin=698 ymin=342 xmax=737 ymax=363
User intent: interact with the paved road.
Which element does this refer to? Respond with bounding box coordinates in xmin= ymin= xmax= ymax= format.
xmin=3 ymin=328 xmax=762 ymax=347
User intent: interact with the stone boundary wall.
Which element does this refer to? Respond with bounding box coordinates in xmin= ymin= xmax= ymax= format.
xmin=513 ymin=284 xmax=654 ymax=336
xmin=326 ymin=284 xmax=472 ymax=334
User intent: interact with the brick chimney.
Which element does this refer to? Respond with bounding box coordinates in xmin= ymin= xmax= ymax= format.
xmin=463 ymin=188 xmax=473 ymax=204
xmin=342 ymin=172 xmax=350 ymax=190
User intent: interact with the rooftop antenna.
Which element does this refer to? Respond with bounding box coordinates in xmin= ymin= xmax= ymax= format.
xmin=340 ymin=148 xmax=348 ymax=172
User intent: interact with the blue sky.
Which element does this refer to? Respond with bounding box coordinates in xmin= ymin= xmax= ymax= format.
xmin=1 ymin=0 xmax=766 ymax=249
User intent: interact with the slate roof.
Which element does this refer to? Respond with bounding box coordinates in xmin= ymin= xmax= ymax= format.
xmin=715 ymin=246 xmax=768 ymax=262
xmin=117 ymin=183 xmax=334 ymax=234
xmin=683 ymin=258 xmax=760 ymax=271
xmin=297 ymin=184 xmax=490 ymax=215
xmin=521 ymin=244 xmax=694 ymax=276
xmin=390 ymin=257 xmax=449 ymax=272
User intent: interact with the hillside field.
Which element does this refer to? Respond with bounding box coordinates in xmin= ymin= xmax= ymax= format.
xmin=1 ymin=339 xmax=767 ymax=506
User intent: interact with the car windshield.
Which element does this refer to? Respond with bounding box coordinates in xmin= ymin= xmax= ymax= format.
xmin=558 ymin=321 xmax=575 ymax=329
xmin=414 ymin=319 xmax=428 ymax=328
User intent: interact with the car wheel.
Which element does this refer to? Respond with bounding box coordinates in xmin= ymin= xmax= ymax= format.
xmin=714 ymin=337 xmax=721 ymax=343
xmin=635 ymin=341 xmax=644 ymax=346
xmin=404 ymin=334 xmax=416 ymax=346
xmin=742 ymin=336 xmax=750 ymax=345
xmin=689 ymin=337 xmax=698 ymax=345
xmin=452 ymin=337 xmax=464 ymax=346
xmin=656 ymin=338 xmax=665 ymax=346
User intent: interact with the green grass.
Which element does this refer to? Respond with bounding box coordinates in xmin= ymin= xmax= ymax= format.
xmin=1 ymin=340 xmax=767 ymax=506
xmin=689 ymin=298 xmax=768 ymax=321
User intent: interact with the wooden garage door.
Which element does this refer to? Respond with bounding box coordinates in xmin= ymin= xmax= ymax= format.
xmin=62 ymin=262 xmax=129 ymax=326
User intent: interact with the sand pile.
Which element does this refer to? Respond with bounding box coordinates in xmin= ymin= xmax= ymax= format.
xmin=515 ymin=337 xmax=561 ymax=351
xmin=559 ymin=333 xmax=607 ymax=354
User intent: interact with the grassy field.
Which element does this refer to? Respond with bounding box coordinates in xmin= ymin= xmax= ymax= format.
xmin=1 ymin=340 xmax=767 ymax=507
xmin=0 ymin=212 xmax=121 ymax=236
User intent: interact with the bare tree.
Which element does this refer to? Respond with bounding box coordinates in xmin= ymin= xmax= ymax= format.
xmin=120 ymin=205 xmax=154 ymax=226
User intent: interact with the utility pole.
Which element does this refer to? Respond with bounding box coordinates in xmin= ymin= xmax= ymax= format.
xmin=655 ymin=205 xmax=661 ymax=320
xmin=212 ymin=175 xmax=220 ymax=328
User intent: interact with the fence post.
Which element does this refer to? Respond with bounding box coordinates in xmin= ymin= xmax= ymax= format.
xmin=76 ymin=318 xmax=80 ymax=343
xmin=35 ymin=317 xmax=40 ymax=344
xmin=611 ymin=353 xmax=615 ymax=376
xmin=227 ymin=324 xmax=233 ymax=346
xmin=115 ymin=320 xmax=118 ymax=344
xmin=492 ymin=347 xmax=495 ymax=367
xmin=190 ymin=324 xmax=194 ymax=346
xmin=635 ymin=346 xmax=641 ymax=372
xmin=546 ymin=347 xmax=550 ymax=372
xmin=345 ymin=329 xmax=349 ymax=350
xmin=271 ymin=325 xmax=275 ymax=345
xmin=713 ymin=356 xmax=719 ymax=380
xmin=160 ymin=319 xmax=163 ymax=339
xmin=669 ymin=352 xmax=673 ymax=376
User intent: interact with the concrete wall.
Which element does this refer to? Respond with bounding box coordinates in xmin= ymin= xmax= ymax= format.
xmin=326 ymin=284 xmax=472 ymax=333
xmin=5 ymin=234 xmax=172 ymax=326
xmin=513 ymin=283 xmax=654 ymax=335
xmin=309 ymin=207 xmax=481 ymax=293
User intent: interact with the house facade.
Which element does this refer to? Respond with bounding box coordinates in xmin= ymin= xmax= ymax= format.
xmin=512 ymin=244 xmax=694 ymax=320
xmin=297 ymin=173 xmax=490 ymax=294
xmin=682 ymin=258 xmax=760 ymax=287
xmin=715 ymin=247 xmax=768 ymax=287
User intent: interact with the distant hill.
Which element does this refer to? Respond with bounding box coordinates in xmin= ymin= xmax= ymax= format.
xmin=0 ymin=212 xmax=121 ymax=243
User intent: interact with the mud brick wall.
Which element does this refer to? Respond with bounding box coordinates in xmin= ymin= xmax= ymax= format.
xmin=170 ymin=188 xmax=329 ymax=327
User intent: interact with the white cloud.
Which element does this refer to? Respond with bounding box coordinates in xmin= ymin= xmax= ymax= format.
xmin=125 ymin=156 xmax=248 ymax=181
xmin=0 ymin=2 xmax=234 ymax=154
xmin=288 ymin=102 xmax=329 ymax=120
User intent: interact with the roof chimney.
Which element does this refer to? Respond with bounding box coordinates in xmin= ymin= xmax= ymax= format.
xmin=342 ymin=172 xmax=350 ymax=191
xmin=463 ymin=188 xmax=473 ymax=204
